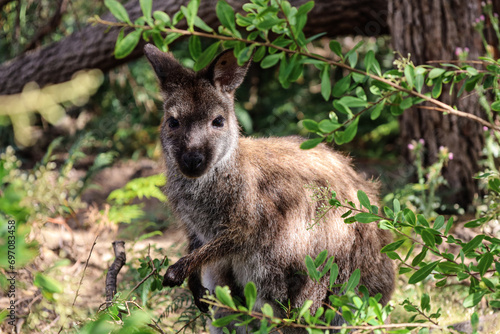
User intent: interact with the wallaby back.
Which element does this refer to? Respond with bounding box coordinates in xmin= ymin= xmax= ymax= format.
xmin=144 ymin=44 xmax=395 ymax=333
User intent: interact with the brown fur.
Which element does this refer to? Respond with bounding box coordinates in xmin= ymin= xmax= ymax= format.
xmin=143 ymin=44 xmax=395 ymax=333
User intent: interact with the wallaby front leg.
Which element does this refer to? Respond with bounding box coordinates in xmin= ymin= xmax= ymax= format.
xmin=186 ymin=234 xmax=210 ymax=312
xmin=188 ymin=270 xmax=209 ymax=313
xmin=163 ymin=229 xmax=240 ymax=287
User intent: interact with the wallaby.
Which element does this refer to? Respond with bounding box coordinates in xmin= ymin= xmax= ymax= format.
xmin=143 ymin=44 xmax=395 ymax=333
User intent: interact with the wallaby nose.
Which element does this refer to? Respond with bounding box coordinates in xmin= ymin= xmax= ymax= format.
xmin=182 ymin=152 xmax=204 ymax=171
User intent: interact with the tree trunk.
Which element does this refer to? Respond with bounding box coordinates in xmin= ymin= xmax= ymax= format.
xmin=0 ymin=0 xmax=389 ymax=95
xmin=388 ymin=0 xmax=485 ymax=208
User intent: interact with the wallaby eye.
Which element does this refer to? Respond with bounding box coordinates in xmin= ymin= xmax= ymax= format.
xmin=167 ymin=117 xmax=180 ymax=129
xmin=212 ymin=116 xmax=225 ymax=128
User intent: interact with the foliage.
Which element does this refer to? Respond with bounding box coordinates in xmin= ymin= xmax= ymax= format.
xmin=0 ymin=147 xmax=38 ymax=270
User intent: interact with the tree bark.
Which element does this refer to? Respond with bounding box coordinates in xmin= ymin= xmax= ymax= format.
xmin=0 ymin=0 xmax=389 ymax=96
xmin=388 ymin=0 xmax=484 ymax=208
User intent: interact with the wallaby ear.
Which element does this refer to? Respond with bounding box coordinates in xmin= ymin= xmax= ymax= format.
xmin=205 ymin=50 xmax=251 ymax=92
xmin=143 ymin=44 xmax=190 ymax=92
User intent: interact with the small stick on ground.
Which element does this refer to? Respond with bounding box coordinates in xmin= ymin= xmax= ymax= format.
xmin=105 ymin=240 xmax=126 ymax=307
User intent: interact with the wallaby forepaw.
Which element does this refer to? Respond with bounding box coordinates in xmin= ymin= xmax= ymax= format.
xmin=163 ymin=260 xmax=188 ymax=287
xmin=193 ymin=288 xmax=210 ymax=313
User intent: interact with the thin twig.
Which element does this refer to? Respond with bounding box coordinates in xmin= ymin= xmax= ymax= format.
xmin=58 ymin=235 xmax=98 ymax=334
xmin=426 ymin=59 xmax=486 ymax=65
xmin=174 ymin=313 xmax=203 ymax=334
xmin=202 ymin=299 xmax=458 ymax=332
xmin=72 ymin=235 xmax=98 ymax=307
xmin=125 ymin=256 xmax=167 ymax=300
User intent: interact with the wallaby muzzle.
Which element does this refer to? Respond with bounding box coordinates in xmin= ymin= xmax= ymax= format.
xmin=181 ymin=151 xmax=206 ymax=177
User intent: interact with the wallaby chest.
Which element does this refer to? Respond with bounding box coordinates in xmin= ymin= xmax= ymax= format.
xmin=166 ymin=166 xmax=245 ymax=242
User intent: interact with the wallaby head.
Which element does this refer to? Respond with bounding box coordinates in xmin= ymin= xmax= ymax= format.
xmin=144 ymin=44 xmax=251 ymax=178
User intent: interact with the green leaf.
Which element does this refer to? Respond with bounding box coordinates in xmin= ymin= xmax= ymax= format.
xmin=193 ymin=42 xmax=220 ymax=72
xmin=345 ymin=40 xmax=364 ymax=65
xmin=462 ymin=235 xmax=485 ymax=255
xmin=215 ymin=286 xmax=236 ymax=309
xmin=256 ymin=16 xmax=284 ymax=30
xmin=393 ymin=198 xmax=401 ymax=213
xmin=466 ymin=66 xmax=478 ymax=76
xmin=294 ymin=1 xmax=314 ymax=33
xmin=305 ymin=255 xmax=320 ymax=281
xmin=153 ymin=11 xmax=171 ymax=26
xmin=253 ymin=45 xmax=266 ymax=62
xmin=357 ymin=190 xmax=371 ymax=211
xmin=152 ymin=32 xmax=166 ymax=52
xmin=383 ymin=206 xmax=394 ymax=219
xmin=415 ymin=73 xmax=424 ymax=93
xmin=400 ymin=97 xmax=414 ymax=110
xmin=465 ymin=74 xmax=484 ymax=92
xmin=34 ymin=273 xmax=63 ymax=294
xmin=244 ymin=282 xmax=257 ymax=311
xmin=444 ymin=217 xmax=454 ymax=235
xmin=408 ymin=261 xmax=438 ymax=284
xmin=318 ymin=119 xmax=340 ymax=133
xmin=321 ymin=65 xmax=331 ymax=101
xmin=302 ymin=119 xmax=319 ymax=132
xmin=417 ymin=214 xmax=429 ymax=227
xmin=140 ymin=0 xmax=152 ymax=20
xmin=332 ymin=100 xmax=352 ymax=116
xmin=314 ymin=250 xmax=329 ymax=267
xmin=354 ymin=212 xmax=380 ymax=223
xmin=432 ymin=77 xmax=443 ymax=98
xmin=340 ymin=96 xmax=368 ymax=108
xmin=188 ymin=35 xmax=202 ymax=61
xmin=216 ymin=0 xmax=236 ymax=34
xmin=300 ymin=137 xmax=323 ymax=150
xmin=399 ymin=267 xmax=412 ymax=274
xmin=370 ymin=101 xmax=384 ymax=120
xmin=381 ymin=239 xmax=405 ymax=253
xmin=342 ymin=268 xmax=360 ymax=293
xmin=471 ymin=312 xmax=479 ymax=331
xmin=332 ymin=75 xmax=351 ymax=98
xmin=404 ymin=209 xmax=416 ymax=225
xmin=428 ymin=68 xmax=445 ymax=79
xmin=491 ymin=100 xmax=500 ymax=111
xmin=261 ymin=303 xmax=274 ymax=317
xmin=478 ymin=252 xmax=494 ymax=276
xmin=329 ymin=40 xmax=342 ymax=58
xmin=364 ymin=50 xmax=381 ymax=75
xmin=434 ymin=215 xmax=445 ymax=230
xmin=341 ymin=117 xmax=359 ymax=144
xmin=104 ymin=0 xmax=131 ymax=24
xmin=212 ymin=314 xmax=241 ymax=327
xmin=194 ymin=16 xmax=214 ymax=32
xmin=404 ymin=65 xmax=415 ymax=89
xmin=329 ymin=263 xmax=339 ymax=288
xmin=261 ymin=53 xmax=281 ymax=68
xmin=420 ymin=293 xmax=430 ymax=312
xmin=114 ymin=30 xmax=142 ymax=59
xmin=180 ymin=0 xmax=200 ymax=31
xmin=421 ymin=229 xmax=436 ymax=249
xmin=164 ymin=32 xmax=181 ymax=46
xmin=237 ymin=45 xmax=254 ymax=66
xmin=463 ymin=291 xmax=486 ymax=308
xmin=297 ymin=300 xmax=313 ymax=321
xmin=348 ymin=51 xmax=358 ymax=67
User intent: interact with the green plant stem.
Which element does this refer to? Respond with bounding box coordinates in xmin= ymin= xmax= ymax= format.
xmin=201 ymin=299 xmax=459 ymax=333
xmin=89 ymin=16 xmax=500 ymax=133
